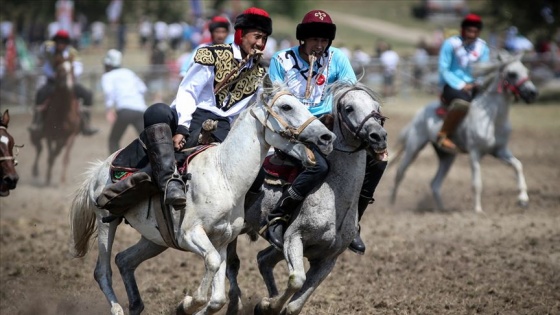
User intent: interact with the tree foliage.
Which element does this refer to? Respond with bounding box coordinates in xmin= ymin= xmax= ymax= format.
xmin=485 ymin=0 xmax=559 ymax=39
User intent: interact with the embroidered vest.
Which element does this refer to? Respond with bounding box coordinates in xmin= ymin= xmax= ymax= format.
xmin=193 ymin=44 xmax=265 ymax=111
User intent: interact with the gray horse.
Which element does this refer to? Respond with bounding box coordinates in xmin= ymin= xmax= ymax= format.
xmin=225 ymin=81 xmax=387 ymax=315
xmin=389 ymin=51 xmax=538 ymax=213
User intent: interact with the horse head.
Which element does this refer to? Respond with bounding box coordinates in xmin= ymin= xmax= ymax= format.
xmin=330 ymin=81 xmax=388 ymax=160
xmin=0 ymin=110 xmax=21 ymax=196
xmin=476 ymin=51 xmax=539 ymax=104
xmin=500 ymin=53 xmax=539 ymax=104
xmin=54 ymin=54 xmax=75 ymax=90
xmin=251 ymin=77 xmax=335 ymax=168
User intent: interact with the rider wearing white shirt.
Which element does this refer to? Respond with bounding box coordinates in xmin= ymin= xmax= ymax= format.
xmin=101 ymin=49 xmax=147 ymax=154
xmin=137 ymin=7 xmax=272 ymax=209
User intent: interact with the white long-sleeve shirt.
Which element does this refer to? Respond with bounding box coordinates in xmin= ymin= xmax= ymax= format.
xmin=101 ymin=68 xmax=148 ymax=112
xmin=170 ymin=43 xmax=259 ymax=129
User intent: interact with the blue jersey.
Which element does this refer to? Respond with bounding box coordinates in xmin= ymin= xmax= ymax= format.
xmin=269 ymin=46 xmax=356 ymax=116
xmin=439 ymin=35 xmax=490 ymax=90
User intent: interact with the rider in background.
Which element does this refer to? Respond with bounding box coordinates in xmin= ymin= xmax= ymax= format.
xmin=101 ymin=49 xmax=147 ymax=155
xmin=179 ymin=15 xmax=232 ymax=78
xmin=29 ymin=29 xmax=99 ymax=136
xmin=260 ymin=9 xmax=387 ymax=255
xmin=437 ymin=14 xmax=490 ymax=153
xmin=138 ymin=7 xmax=272 ymax=209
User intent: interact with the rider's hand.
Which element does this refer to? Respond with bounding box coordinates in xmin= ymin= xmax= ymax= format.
xmin=173 ymin=134 xmax=185 ymax=151
xmin=462 ymin=83 xmax=475 ymax=92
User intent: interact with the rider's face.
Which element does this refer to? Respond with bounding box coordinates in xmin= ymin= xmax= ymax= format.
xmin=462 ymin=26 xmax=480 ymax=45
xmin=211 ymin=28 xmax=229 ymax=45
xmin=55 ymin=41 xmax=69 ymax=52
xmin=240 ymin=29 xmax=268 ymax=56
xmin=303 ymin=37 xmax=330 ymax=56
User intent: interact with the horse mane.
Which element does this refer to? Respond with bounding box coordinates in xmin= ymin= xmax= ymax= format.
xmin=472 ymin=50 xmax=522 ymax=92
xmin=328 ymin=80 xmax=383 ymax=112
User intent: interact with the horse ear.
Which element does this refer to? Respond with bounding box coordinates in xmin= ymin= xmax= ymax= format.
xmin=1 ymin=110 xmax=8 ymax=126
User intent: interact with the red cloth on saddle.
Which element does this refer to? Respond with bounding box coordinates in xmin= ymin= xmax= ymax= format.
xmin=262 ymin=154 xmax=302 ymax=184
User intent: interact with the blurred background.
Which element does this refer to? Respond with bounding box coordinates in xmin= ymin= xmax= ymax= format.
xmin=1 ymin=0 xmax=559 ymax=108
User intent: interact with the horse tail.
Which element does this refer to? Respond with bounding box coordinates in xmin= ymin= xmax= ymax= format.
xmin=70 ymin=160 xmax=104 ymax=258
xmin=387 ymin=124 xmax=409 ymax=169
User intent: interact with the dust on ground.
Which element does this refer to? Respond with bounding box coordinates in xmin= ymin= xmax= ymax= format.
xmin=1 ymin=95 xmax=559 ymax=315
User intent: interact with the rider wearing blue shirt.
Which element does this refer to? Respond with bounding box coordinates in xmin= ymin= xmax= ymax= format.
xmin=260 ymin=10 xmax=387 ymax=255
xmin=437 ymin=14 xmax=490 ymax=153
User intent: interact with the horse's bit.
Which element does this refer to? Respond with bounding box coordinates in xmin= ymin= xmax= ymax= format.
xmin=251 ymin=90 xmax=318 ymax=143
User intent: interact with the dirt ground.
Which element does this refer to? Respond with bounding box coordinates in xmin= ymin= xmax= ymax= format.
xmin=0 ymin=94 xmax=559 ymax=315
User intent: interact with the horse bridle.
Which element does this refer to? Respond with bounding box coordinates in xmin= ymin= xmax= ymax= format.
xmin=335 ymin=88 xmax=387 ymax=153
xmin=0 ymin=126 xmax=23 ymax=166
xmin=251 ymin=90 xmax=318 ymax=143
xmin=499 ymin=75 xmax=529 ymax=101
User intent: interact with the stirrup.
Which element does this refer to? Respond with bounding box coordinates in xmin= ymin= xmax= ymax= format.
xmin=436 ymin=135 xmax=458 ymax=154
xmin=258 ymin=215 xmax=290 ymax=236
xmin=163 ymin=174 xmax=187 ymax=208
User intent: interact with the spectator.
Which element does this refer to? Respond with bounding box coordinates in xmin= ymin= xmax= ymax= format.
xmin=101 ymin=49 xmax=147 ymax=154
xmin=379 ymin=41 xmax=399 ymax=97
xmin=504 ymin=26 xmax=534 ymax=53
xmin=138 ymin=17 xmax=152 ymax=48
xmin=352 ymin=45 xmax=371 ymax=74
xmin=412 ymin=39 xmax=429 ymax=90
xmin=90 ymin=21 xmax=106 ymax=50
xmin=153 ymin=20 xmax=168 ymax=47
xmin=168 ymin=21 xmax=184 ymax=51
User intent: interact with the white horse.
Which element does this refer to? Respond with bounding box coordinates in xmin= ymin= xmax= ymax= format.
xmin=69 ymin=80 xmax=336 ymax=315
xmin=389 ymin=52 xmax=538 ymax=213
xmin=226 ymin=81 xmax=387 ymax=315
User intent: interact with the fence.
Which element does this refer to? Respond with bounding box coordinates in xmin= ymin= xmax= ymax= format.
xmin=1 ymin=54 xmax=557 ymax=109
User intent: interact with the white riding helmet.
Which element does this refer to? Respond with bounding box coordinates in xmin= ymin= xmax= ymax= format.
xmin=103 ymin=49 xmax=122 ymax=67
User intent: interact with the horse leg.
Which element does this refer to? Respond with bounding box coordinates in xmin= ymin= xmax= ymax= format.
xmin=190 ymin=247 xmax=228 ymax=315
xmin=253 ymin=246 xmax=286 ymax=315
xmin=31 ymin=137 xmax=43 ymax=178
xmin=46 ymin=140 xmax=64 ymax=185
xmin=177 ymin=225 xmax=222 ymax=315
xmin=115 ymin=236 xmax=167 ymax=315
xmin=257 ymin=238 xmax=305 ymax=315
xmin=285 ymin=258 xmax=337 ymax=315
xmin=493 ymin=148 xmax=529 ymax=207
xmin=93 ymin=214 xmax=126 ymax=315
xmin=468 ymin=150 xmax=484 ymax=213
xmin=390 ymin=136 xmax=428 ymax=204
xmin=431 ymin=146 xmax=457 ymax=211
xmin=225 ymin=238 xmax=243 ymax=315
xmin=60 ymin=134 xmax=77 ymax=184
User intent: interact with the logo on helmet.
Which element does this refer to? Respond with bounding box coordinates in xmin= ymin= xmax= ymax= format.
xmin=315 ymin=12 xmax=327 ymax=21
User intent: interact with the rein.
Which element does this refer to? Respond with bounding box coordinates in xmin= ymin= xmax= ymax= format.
xmin=334 ymin=88 xmax=387 ymax=153
xmin=251 ymin=91 xmax=318 ymax=143
xmin=498 ymin=76 xmax=529 ymax=101
xmin=0 ymin=126 xmax=23 ymax=165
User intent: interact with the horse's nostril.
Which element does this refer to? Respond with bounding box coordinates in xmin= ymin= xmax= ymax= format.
xmin=321 ymin=133 xmax=333 ymax=142
xmin=370 ymin=133 xmax=382 ymax=142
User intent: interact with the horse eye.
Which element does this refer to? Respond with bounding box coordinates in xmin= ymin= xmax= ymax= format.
xmin=344 ymin=105 xmax=354 ymax=113
xmin=280 ymin=104 xmax=292 ymax=111
xmin=507 ymin=72 xmax=517 ymax=79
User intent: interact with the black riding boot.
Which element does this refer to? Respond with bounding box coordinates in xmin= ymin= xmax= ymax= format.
xmin=80 ymin=109 xmax=99 ymax=136
xmin=348 ymin=196 xmax=374 ymax=255
xmin=143 ymin=123 xmax=186 ymax=209
xmin=260 ymin=187 xmax=303 ymax=250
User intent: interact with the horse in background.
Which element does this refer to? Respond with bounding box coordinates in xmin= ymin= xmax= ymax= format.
xmin=69 ymin=80 xmax=335 ymax=315
xmin=29 ymin=53 xmax=81 ymax=185
xmin=0 ymin=109 xmax=22 ymax=196
xmin=389 ymin=51 xmax=538 ymax=213
xmin=225 ymin=81 xmax=388 ymax=315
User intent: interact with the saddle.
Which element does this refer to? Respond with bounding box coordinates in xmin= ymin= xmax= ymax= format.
xmin=262 ymin=150 xmax=304 ymax=187
xmin=96 ymin=138 xmax=213 ymax=214
xmin=436 ymin=94 xmax=450 ymax=117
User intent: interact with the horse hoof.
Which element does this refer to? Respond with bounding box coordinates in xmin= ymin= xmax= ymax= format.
xmin=517 ymin=200 xmax=529 ymax=208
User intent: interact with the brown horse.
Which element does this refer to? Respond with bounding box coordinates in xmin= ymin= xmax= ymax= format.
xmin=30 ymin=54 xmax=81 ymax=185
xmin=0 ymin=109 xmax=22 ymax=196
